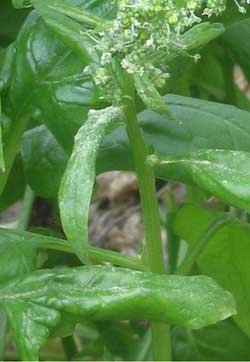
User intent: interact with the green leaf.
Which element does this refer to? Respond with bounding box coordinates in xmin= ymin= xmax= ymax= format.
xmin=0 ymin=0 xmax=29 ymax=46
xmin=100 ymin=95 xmax=250 ymax=178
xmin=0 ymin=44 xmax=16 ymax=93
xmin=20 ymin=94 xmax=250 ymax=198
xmin=0 ymin=155 xmax=26 ymax=213
xmin=32 ymin=0 xmax=103 ymax=28
xmin=9 ymin=11 xmax=102 ymax=153
xmin=148 ymin=149 xmax=250 ymax=211
xmin=21 ymin=125 xmax=67 ymax=197
xmin=1 ymin=265 xmax=235 ymax=361
xmin=12 ymin=0 xmax=32 ymax=9
xmin=0 ymin=99 xmax=5 ymax=171
xmin=59 ymin=106 xmax=124 ymax=263
xmin=12 ymin=0 xmax=117 ymax=19
xmin=173 ymin=203 xmax=250 ymax=338
xmin=173 ymin=318 xmax=250 ymax=361
xmin=0 ymin=227 xmax=36 ymax=284
xmin=181 ymin=22 xmax=225 ymax=51
xmin=31 ymin=0 xmax=98 ymax=64
xmin=222 ymin=18 xmax=250 ymax=80
xmin=0 ymin=309 xmax=7 ymax=359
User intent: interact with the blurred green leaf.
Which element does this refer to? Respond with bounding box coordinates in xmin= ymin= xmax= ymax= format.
xmin=174 ymin=203 xmax=250 ymax=337
xmin=0 ymin=155 xmax=26 ymax=213
xmin=222 ymin=18 xmax=250 ymax=81
xmin=0 ymin=0 xmax=29 ymax=46
xmin=173 ymin=318 xmax=250 ymax=361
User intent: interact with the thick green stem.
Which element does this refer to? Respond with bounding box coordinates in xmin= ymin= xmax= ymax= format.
xmin=176 ymin=215 xmax=230 ymax=276
xmin=43 ymin=238 xmax=145 ymax=271
xmin=123 ymin=93 xmax=171 ymax=361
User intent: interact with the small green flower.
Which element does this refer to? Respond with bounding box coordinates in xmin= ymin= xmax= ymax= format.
xmin=90 ymin=0 xmax=249 ymax=102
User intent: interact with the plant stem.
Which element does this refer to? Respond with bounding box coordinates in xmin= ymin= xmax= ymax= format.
xmin=0 ymin=228 xmax=145 ymax=271
xmin=89 ymin=246 xmax=145 ymax=270
xmin=43 ymin=239 xmax=145 ymax=271
xmin=123 ymin=93 xmax=171 ymax=361
xmin=18 ymin=185 xmax=35 ymax=230
xmin=176 ymin=215 xmax=230 ymax=276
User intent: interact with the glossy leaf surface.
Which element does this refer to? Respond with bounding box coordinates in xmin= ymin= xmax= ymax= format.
xmin=9 ymin=11 xmax=101 ymax=153
xmin=22 ymin=125 xmax=67 ymax=197
xmin=148 ymin=149 xmax=250 ymax=211
xmin=31 ymin=0 xmax=98 ymax=64
xmin=1 ymin=265 xmax=235 ymax=361
xmin=59 ymin=106 xmax=124 ymax=262
xmin=174 ymin=204 xmax=250 ymax=337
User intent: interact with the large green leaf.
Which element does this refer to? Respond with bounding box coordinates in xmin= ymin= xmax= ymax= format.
xmin=173 ymin=203 xmax=250 ymax=338
xmin=173 ymin=318 xmax=250 ymax=361
xmin=1 ymin=265 xmax=235 ymax=361
xmin=148 ymin=149 xmax=250 ymax=211
xmin=59 ymin=106 xmax=124 ymax=263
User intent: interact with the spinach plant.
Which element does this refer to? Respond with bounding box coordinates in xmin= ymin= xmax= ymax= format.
xmin=0 ymin=0 xmax=250 ymax=360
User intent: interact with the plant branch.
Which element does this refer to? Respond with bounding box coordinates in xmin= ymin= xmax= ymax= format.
xmin=0 ymin=228 xmax=145 ymax=271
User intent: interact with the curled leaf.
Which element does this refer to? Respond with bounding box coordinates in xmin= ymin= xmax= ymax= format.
xmin=59 ymin=106 xmax=124 ymax=263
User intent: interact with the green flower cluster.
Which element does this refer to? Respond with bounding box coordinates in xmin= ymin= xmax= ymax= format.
xmin=91 ymin=0 xmax=248 ymax=99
